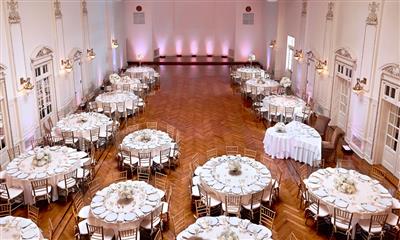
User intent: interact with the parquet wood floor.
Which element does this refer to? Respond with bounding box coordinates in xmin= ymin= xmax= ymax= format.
xmin=13 ymin=65 xmax=389 ymax=240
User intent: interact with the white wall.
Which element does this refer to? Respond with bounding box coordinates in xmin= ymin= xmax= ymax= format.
xmin=275 ymin=0 xmax=399 ymax=166
xmin=124 ymin=0 xmax=275 ymax=63
xmin=0 ymin=0 xmax=126 ymax=163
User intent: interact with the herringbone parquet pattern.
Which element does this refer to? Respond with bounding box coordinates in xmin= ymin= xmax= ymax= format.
xmin=17 ymin=65 xmax=381 ymax=240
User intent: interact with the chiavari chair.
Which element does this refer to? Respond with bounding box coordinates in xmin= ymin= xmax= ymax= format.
xmin=161 ymin=185 xmax=172 ymax=225
xmin=206 ymin=148 xmax=218 ymax=159
xmin=154 ymin=172 xmax=168 ymax=194
xmin=284 ymin=106 xmax=295 ymax=123
xmin=57 ymin=169 xmax=78 ymax=202
xmin=0 ymin=203 xmax=11 ymax=217
xmin=86 ymin=223 xmax=114 ymax=240
xmin=223 ymin=195 xmax=242 ymax=217
xmin=358 ymin=214 xmax=388 ymax=240
xmin=138 ymin=152 xmax=152 ymax=169
xmin=28 ymin=204 xmax=39 ymax=224
xmin=146 ymin=121 xmax=158 ymax=129
xmin=262 ymin=179 xmax=276 ymax=208
xmin=114 ymin=170 xmax=128 ymax=182
xmin=305 ymin=192 xmax=330 ymax=232
xmin=267 ymin=104 xmax=279 ymax=123
xmin=330 ymin=207 xmax=354 ymax=240
xmin=153 ymin=148 xmax=171 ymax=172
xmin=7 ymin=145 xmax=21 ymax=160
xmin=370 ymin=165 xmax=386 ymax=183
xmin=118 ymin=228 xmax=139 ymax=240
xmin=242 ymin=190 xmax=264 ymax=221
xmin=0 ymin=182 xmax=24 ymax=211
xmin=259 ymin=205 xmax=275 ymax=230
xmin=73 ymin=192 xmax=90 ymax=220
xmin=31 ymin=178 xmax=52 ymax=205
xmin=243 ymin=148 xmax=257 ymax=159
xmin=61 ymin=131 xmax=78 ymax=148
xmin=166 ymin=124 xmax=175 ymax=139
xmin=225 ymin=145 xmax=239 ymax=155
xmin=137 ymin=167 xmax=151 ymax=183
xmin=172 ymin=209 xmax=187 ymax=237
xmin=195 ymin=199 xmax=209 ymax=219
xmin=72 ymin=207 xmax=89 ymax=238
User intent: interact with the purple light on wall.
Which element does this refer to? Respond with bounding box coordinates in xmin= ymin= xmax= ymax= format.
xmin=175 ymin=38 xmax=183 ymax=55
xmin=222 ymin=42 xmax=229 ymax=56
xmin=112 ymin=48 xmax=117 ymax=71
xmin=206 ymin=40 xmax=214 ymax=55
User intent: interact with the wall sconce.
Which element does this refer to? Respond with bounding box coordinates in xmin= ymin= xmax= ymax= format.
xmin=111 ymin=39 xmax=119 ymax=49
xmin=315 ymin=60 xmax=327 ymax=74
xmin=61 ymin=59 xmax=73 ymax=72
xmin=20 ymin=77 xmax=34 ymax=90
xmin=269 ymin=40 xmax=276 ymax=48
xmin=293 ymin=50 xmax=303 ymax=61
xmin=87 ymin=48 xmax=96 ymax=60
xmin=352 ymin=77 xmax=367 ymax=94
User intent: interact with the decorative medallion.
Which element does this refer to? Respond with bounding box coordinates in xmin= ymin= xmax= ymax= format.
xmin=7 ymin=0 xmax=20 ymax=24
xmin=82 ymin=0 xmax=88 ymax=15
xmin=54 ymin=0 xmax=62 ymax=18
xmin=366 ymin=2 xmax=379 ymax=25
xmin=301 ymin=0 xmax=307 ymax=16
xmin=136 ymin=5 xmax=142 ymax=12
xmin=382 ymin=64 xmax=400 ymax=79
xmin=245 ymin=6 xmax=252 ymax=12
xmin=326 ymin=2 xmax=334 ymax=20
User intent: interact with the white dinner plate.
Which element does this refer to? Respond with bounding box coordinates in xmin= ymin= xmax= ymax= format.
xmin=36 ymin=172 xmax=47 ymax=179
xmin=213 ymin=183 xmax=224 ymax=190
xmin=314 ymin=189 xmax=328 ymax=198
xmin=202 ymin=217 xmax=218 ymax=226
xmin=92 ymin=206 xmax=106 ymax=215
xmin=22 ymin=229 xmax=37 ymax=239
xmin=335 ymin=199 xmax=349 ymax=208
xmin=92 ymin=196 xmax=105 ymax=203
xmin=19 ymin=219 xmax=32 ymax=228
xmin=124 ymin=212 xmax=136 ymax=221
xmin=362 ymin=204 xmax=377 ymax=212
xmin=6 ymin=168 xmax=18 ymax=174
xmin=359 ymin=175 xmax=371 ymax=181
xmin=17 ymin=173 xmax=28 ymax=179
xmin=141 ymin=205 xmax=153 ymax=213
xmin=308 ymin=178 xmax=320 ymax=184
xmin=147 ymin=194 xmax=159 ymax=202
xmin=232 ymin=187 xmax=241 ymax=194
xmin=105 ymin=212 xmax=118 ymax=222
xmin=229 ymin=217 xmax=239 ymax=226
xmin=378 ymin=198 xmax=392 ymax=207
xmin=55 ymin=168 xmax=65 ymax=173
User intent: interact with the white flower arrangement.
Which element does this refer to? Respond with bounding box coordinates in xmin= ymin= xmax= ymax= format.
xmin=275 ymin=122 xmax=286 ymax=133
xmin=218 ymin=228 xmax=239 ymax=240
xmin=122 ymin=75 xmax=131 ymax=82
xmin=77 ymin=116 xmax=88 ymax=123
xmin=109 ymin=73 xmax=121 ymax=84
xmin=32 ymin=149 xmax=51 ymax=167
xmin=138 ymin=134 xmax=152 ymax=143
xmin=117 ymin=182 xmax=134 ymax=200
xmin=228 ymin=160 xmax=242 ymax=175
xmin=334 ymin=175 xmax=356 ymax=194
xmin=248 ymin=54 xmax=256 ymax=62
xmin=280 ymin=77 xmax=292 ymax=88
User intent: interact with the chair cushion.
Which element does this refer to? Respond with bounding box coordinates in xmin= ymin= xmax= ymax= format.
xmin=0 ymin=187 xmax=23 ymax=200
xmin=123 ymin=157 xmax=139 ymax=166
xmin=386 ymin=212 xmax=399 ymax=226
xmin=242 ymin=202 xmax=261 ymax=210
xmin=78 ymin=205 xmax=90 ymax=219
xmin=0 ymin=170 xmax=6 ymax=179
xmin=78 ymin=219 xmax=88 ymax=235
xmin=161 ymin=202 xmax=169 ymax=214
xmin=358 ymin=218 xmax=383 ymax=233
xmin=76 ymin=168 xmax=90 ymax=179
xmin=152 ymin=156 xmax=169 ymax=164
xmin=192 ymin=176 xmax=200 ymax=186
xmin=156 ymin=189 xmax=165 ymax=199
xmin=32 ymin=186 xmax=52 ymax=197
xmin=306 ymin=203 xmax=330 ymax=217
xmin=57 ymin=178 xmax=77 ymax=189
xmin=80 ymin=158 xmax=91 ymax=167
xmin=191 ymin=186 xmax=200 ymax=197
xmin=331 ymin=217 xmax=352 ymax=230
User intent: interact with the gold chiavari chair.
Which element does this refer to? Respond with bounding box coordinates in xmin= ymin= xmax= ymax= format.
xmin=138 ymin=152 xmax=152 ymax=169
xmin=243 ymin=148 xmax=257 ymax=159
xmin=28 ymin=205 xmax=39 ymax=224
xmin=0 ymin=182 xmax=24 ymax=211
xmin=31 ymin=179 xmax=52 ymax=205
xmin=268 ymin=104 xmax=279 ymax=123
xmin=358 ymin=214 xmax=388 ymax=240
xmin=146 ymin=121 xmax=158 ymax=129
xmin=118 ymin=228 xmax=139 ymax=240
xmin=57 ymin=169 xmax=78 ymax=202
xmin=172 ymin=209 xmax=187 ymax=238
xmin=206 ymin=148 xmax=218 ymax=159
xmin=370 ymin=165 xmax=386 ymax=183
xmin=73 ymin=192 xmax=90 ymax=220
xmin=262 ymin=179 xmax=276 ymax=208
xmin=0 ymin=203 xmax=11 ymax=217
xmin=7 ymin=145 xmax=21 ymax=160
xmin=225 ymin=145 xmax=239 ymax=155
xmin=114 ymin=171 xmax=128 ymax=182
xmin=167 ymin=124 xmax=175 ymax=139
xmin=305 ymin=192 xmax=330 ymax=232
xmin=330 ymin=207 xmax=354 ymax=240
xmin=223 ymin=195 xmax=242 ymax=217
xmin=259 ymin=205 xmax=276 ymax=230
xmin=154 ymin=172 xmax=168 ymax=193
xmin=86 ymin=223 xmax=114 ymax=240
xmin=137 ymin=167 xmax=151 ymax=183
xmin=190 ymin=153 xmax=201 ymax=175
xmin=195 ymin=199 xmax=209 ymax=219
xmin=242 ymin=190 xmax=264 ymax=221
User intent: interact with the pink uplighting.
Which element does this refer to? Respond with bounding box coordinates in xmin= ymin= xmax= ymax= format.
xmin=175 ymin=38 xmax=183 ymax=55
xmin=206 ymin=40 xmax=214 ymax=55
xmin=190 ymin=40 xmax=198 ymax=55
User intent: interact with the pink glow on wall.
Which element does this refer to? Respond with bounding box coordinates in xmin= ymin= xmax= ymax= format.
xmin=206 ymin=39 xmax=214 ymax=55
xmin=239 ymin=42 xmax=252 ymax=60
xmin=222 ymin=42 xmax=229 ymax=56
xmin=112 ymin=49 xmax=117 ymax=72
xmin=97 ymin=67 xmax=103 ymax=86
xmin=190 ymin=40 xmax=198 ymax=55
xmin=157 ymin=38 xmax=167 ymax=55
xmin=266 ymin=48 xmax=271 ymax=69
xmin=175 ymin=38 xmax=183 ymax=55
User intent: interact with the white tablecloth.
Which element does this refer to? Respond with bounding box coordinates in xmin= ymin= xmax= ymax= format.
xmin=112 ymin=76 xmax=143 ymax=91
xmin=88 ymin=180 xmax=162 ymax=234
xmin=237 ymin=67 xmax=265 ymax=80
xmin=304 ymin=168 xmax=396 ymax=238
xmin=177 ymin=216 xmax=273 ymax=240
xmin=5 ymin=146 xmax=85 ymax=204
xmin=0 ymin=216 xmax=44 ymax=240
xmin=263 ymin=121 xmax=321 ymax=165
xmin=121 ymin=129 xmax=174 ymax=157
xmin=96 ymin=91 xmax=139 ymax=112
xmin=262 ymin=95 xmax=306 ymax=117
xmin=245 ymin=78 xmax=280 ymax=95
xmin=54 ymin=112 xmax=112 ymax=139
xmin=198 ymin=155 xmax=271 ymax=205
xmin=125 ymin=66 xmax=155 ymax=79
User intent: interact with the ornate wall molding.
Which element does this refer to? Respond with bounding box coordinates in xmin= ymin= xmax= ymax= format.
xmin=30 ymin=46 xmax=54 ymax=63
xmin=82 ymin=0 xmax=88 ymax=15
xmin=54 ymin=0 xmax=62 ymax=18
xmin=381 ymin=64 xmax=400 ymax=79
xmin=335 ymin=48 xmax=356 ymax=62
xmin=7 ymin=0 xmax=20 ymax=24
xmin=301 ymin=0 xmax=307 ymax=17
xmin=326 ymin=2 xmax=334 ymax=21
xmin=69 ymin=48 xmax=83 ymax=62
xmin=366 ymin=2 xmax=379 ymax=25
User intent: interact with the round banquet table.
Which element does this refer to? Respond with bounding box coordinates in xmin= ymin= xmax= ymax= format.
xmin=95 ymin=91 xmax=139 ymax=112
xmin=0 ymin=216 xmax=44 ymax=240
xmin=262 ymin=95 xmax=306 ymax=117
xmin=263 ymin=121 xmax=321 ymax=165
xmin=112 ymin=77 xmax=147 ymax=91
xmin=125 ymin=66 xmax=155 ymax=79
xmin=245 ymin=78 xmax=280 ymax=95
xmin=236 ymin=67 xmax=265 ymax=80
xmin=87 ymin=180 xmax=163 ymax=234
xmin=53 ymin=112 xmax=112 ymax=139
xmin=198 ymin=155 xmax=271 ymax=205
xmin=177 ymin=216 xmax=273 ymax=240
xmin=304 ymin=167 xmax=396 ymax=239
xmin=5 ymin=146 xmax=86 ymax=204
xmin=121 ymin=129 xmax=174 ymax=158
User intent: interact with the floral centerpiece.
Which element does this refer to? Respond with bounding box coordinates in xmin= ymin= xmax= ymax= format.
xmin=256 ymin=78 xmax=265 ymax=84
xmin=218 ymin=228 xmax=239 ymax=240
xmin=77 ymin=116 xmax=88 ymax=123
xmin=117 ymin=182 xmax=135 ymax=204
xmin=32 ymin=149 xmax=51 ymax=167
xmin=109 ymin=73 xmax=121 ymax=84
xmin=334 ymin=175 xmax=356 ymax=194
xmin=122 ymin=75 xmax=131 ymax=82
xmin=228 ymin=159 xmax=242 ymax=176
xmin=275 ymin=122 xmax=286 ymax=133
xmin=280 ymin=77 xmax=292 ymax=88
xmin=248 ymin=54 xmax=256 ymax=66
xmin=138 ymin=134 xmax=152 ymax=143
